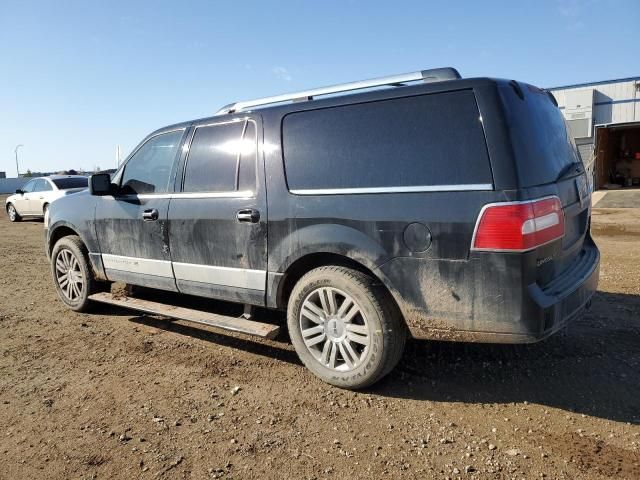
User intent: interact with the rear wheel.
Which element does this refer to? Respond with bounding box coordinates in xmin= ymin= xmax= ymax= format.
xmin=287 ymin=266 xmax=406 ymax=389
xmin=51 ymin=236 xmax=95 ymax=312
xmin=6 ymin=203 xmax=21 ymax=222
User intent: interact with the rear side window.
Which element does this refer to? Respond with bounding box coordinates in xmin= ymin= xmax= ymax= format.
xmin=282 ymin=90 xmax=492 ymax=191
xmin=183 ymin=120 xmax=256 ymax=193
xmin=52 ymin=178 xmax=87 ymax=189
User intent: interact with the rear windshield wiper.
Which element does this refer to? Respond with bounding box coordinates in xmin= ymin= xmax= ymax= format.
xmin=556 ymin=161 xmax=583 ymax=181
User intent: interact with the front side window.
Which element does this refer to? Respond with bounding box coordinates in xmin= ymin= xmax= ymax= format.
xmin=22 ymin=179 xmax=37 ymax=192
xmin=40 ymin=179 xmax=53 ymax=191
xmin=120 ymin=130 xmax=184 ymax=195
xmin=183 ymin=120 xmax=256 ymax=193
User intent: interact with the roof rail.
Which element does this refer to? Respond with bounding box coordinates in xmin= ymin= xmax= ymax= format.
xmin=214 ymin=67 xmax=461 ymax=115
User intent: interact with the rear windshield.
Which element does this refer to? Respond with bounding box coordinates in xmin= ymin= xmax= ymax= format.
xmin=499 ymin=83 xmax=581 ymax=187
xmin=282 ymin=90 xmax=493 ymax=191
xmin=52 ymin=177 xmax=88 ymax=189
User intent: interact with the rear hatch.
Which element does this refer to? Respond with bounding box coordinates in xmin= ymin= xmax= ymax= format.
xmin=498 ymin=81 xmax=592 ymax=287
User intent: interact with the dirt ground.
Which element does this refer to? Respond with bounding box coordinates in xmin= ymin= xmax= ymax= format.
xmin=1 ymin=198 xmax=639 ymax=480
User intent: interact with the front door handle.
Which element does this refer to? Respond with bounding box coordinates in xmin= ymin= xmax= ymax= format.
xmin=236 ymin=209 xmax=260 ymax=223
xmin=142 ymin=208 xmax=159 ymax=221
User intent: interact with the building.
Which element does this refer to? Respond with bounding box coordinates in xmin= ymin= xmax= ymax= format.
xmin=549 ymin=76 xmax=640 ymax=190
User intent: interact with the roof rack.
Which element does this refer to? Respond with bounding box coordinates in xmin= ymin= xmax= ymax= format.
xmin=214 ymin=67 xmax=461 ymax=115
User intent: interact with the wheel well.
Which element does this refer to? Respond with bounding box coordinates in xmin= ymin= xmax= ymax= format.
xmin=278 ymin=253 xmax=397 ymax=310
xmin=49 ymin=226 xmax=80 ymax=255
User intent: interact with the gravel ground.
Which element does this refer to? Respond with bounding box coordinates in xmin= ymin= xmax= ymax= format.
xmin=0 ymin=198 xmax=638 ymax=479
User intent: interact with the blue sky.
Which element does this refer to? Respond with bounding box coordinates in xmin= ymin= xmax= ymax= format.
xmin=1 ymin=0 xmax=638 ymax=175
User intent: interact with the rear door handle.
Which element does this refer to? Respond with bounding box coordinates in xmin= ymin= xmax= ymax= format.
xmin=142 ymin=208 xmax=159 ymax=221
xmin=236 ymin=209 xmax=260 ymax=223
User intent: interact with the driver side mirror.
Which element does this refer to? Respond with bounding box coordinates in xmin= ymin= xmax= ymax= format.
xmin=15 ymin=189 xmax=24 ymax=195
xmin=89 ymin=173 xmax=114 ymax=196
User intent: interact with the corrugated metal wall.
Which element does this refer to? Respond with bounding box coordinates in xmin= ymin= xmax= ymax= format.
xmin=549 ymin=78 xmax=640 ymax=166
xmin=551 ymin=78 xmax=639 ymax=128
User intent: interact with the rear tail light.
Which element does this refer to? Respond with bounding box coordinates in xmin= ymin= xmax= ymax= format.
xmin=471 ymin=196 xmax=564 ymax=252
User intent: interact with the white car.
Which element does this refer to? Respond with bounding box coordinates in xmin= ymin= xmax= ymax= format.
xmin=5 ymin=175 xmax=88 ymax=222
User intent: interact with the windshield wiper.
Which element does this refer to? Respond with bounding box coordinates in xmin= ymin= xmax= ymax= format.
xmin=556 ymin=161 xmax=583 ymax=181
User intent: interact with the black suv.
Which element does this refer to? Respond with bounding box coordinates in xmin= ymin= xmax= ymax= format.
xmin=45 ymin=67 xmax=599 ymax=389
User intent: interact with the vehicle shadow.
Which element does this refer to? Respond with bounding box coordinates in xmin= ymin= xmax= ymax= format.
xmin=127 ymin=314 xmax=300 ymax=366
xmin=96 ymin=287 xmax=639 ymax=424
xmin=376 ymin=291 xmax=640 ymax=425
xmin=118 ymin=287 xmax=299 ymax=365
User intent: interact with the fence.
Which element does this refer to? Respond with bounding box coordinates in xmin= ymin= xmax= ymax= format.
xmin=0 ymin=178 xmax=28 ymax=194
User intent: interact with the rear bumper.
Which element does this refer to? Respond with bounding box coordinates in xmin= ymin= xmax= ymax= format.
xmin=378 ymin=241 xmax=600 ymax=343
xmin=525 ymin=242 xmax=599 ymax=342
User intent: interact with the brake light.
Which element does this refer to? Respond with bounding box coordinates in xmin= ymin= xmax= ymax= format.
xmin=472 ymin=196 xmax=564 ymax=252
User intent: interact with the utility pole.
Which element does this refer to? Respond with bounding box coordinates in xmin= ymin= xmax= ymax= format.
xmin=14 ymin=144 xmax=23 ymax=177
xmin=116 ymin=145 xmax=122 ymax=167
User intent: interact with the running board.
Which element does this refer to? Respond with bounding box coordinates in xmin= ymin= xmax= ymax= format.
xmin=88 ymin=292 xmax=280 ymax=339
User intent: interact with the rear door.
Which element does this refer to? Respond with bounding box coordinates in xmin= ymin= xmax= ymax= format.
xmin=167 ymin=117 xmax=267 ymax=305
xmin=29 ymin=179 xmax=51 ymax=214
xmin=94 ymin=128 xmax=186 ymax=291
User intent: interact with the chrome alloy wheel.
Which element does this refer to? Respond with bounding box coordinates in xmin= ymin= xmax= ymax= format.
xmin=299 ymin=287 xmax=370 ymax=372
xmin=7 ymin=204 xmax=16 ymax=221
xmin=55 ymin=249 xmax=84 ymax=301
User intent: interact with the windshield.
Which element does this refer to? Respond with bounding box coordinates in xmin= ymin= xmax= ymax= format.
xmin=499 ymin=82 xmax=582 ymax=187
xmin=52 ymin=177 xmax=88 ymax=190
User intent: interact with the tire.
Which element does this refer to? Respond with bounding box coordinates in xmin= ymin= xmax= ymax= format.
xmin=51 ymin=235 xmax=95 ymax=312
xmin=6 ymin=203 xmax=21 ymax=222
xmin=287 ymin=266 xmax=406 ymax=389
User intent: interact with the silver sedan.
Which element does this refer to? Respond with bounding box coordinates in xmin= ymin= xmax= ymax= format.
xmin=5 ymin=175 xmax=88 ymax=222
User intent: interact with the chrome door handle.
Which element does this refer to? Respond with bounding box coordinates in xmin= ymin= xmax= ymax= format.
xmin=236 ymin=209 xmax=260 ymax=223
xmin=142 ymin=208 xmax=159 ymax=221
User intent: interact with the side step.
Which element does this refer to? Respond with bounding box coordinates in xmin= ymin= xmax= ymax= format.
xmin=88 ymin=292 xmax=280 ymax=340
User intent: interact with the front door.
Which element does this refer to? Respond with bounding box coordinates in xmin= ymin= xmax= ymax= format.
xmin=168 ymin=117 xmax=268 ymax=305
xmin=94 ymin=128 xmax=187 ymax=291
xmin=15 ymin=179 xmax=37 ymax=215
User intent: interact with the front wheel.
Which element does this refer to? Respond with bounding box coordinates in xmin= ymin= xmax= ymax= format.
xmin=51 ymin=236 xmax=95 ymax=312
xmin=6 ymin=203 xmax=21 ymax=222
xmin=287 ymin=266 xmax=406 ymax=389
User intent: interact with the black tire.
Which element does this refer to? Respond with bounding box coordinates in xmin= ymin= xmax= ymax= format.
xmin=51 ymin=235 xmax=96 ymax=312
xmin=287 ymin=266 xmax=406 ymax=389
xmin=6 ymin=203 xmax=21 ymax=222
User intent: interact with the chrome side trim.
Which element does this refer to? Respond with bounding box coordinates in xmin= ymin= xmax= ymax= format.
xmin=289 ymin=184 xmax=493 ymax=195
xmin=102 ymin=254 xmax=174 ymax=278
xmin=102 ymin=191 xmax=254 ymax=200
xmin=173 ymin=262 xmax=266 ymax=291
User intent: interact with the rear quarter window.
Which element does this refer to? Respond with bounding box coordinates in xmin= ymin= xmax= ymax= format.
xmin=282 ymin=90 xmax=493 ymax=191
